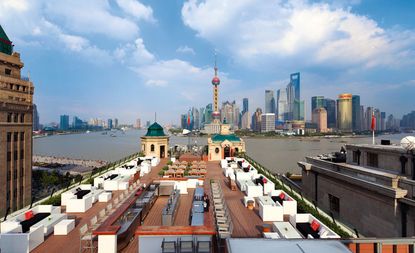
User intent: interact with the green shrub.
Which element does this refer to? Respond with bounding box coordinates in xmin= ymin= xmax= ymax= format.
xmin=41 ymin=194 xmax=61 ymax=206
xmin=162 ymin=166 xmax=169 ymax=171
xmin=167 ymin=161 xmax=173 ymax=165
xmin=158 ymin=170 xmax=165 ymax=176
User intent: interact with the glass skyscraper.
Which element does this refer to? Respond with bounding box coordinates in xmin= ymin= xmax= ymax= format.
xmin=352 ymin=95 xmax=361 ymax=131
xmin=242 ymin=98 xmax=249 ymax=114
xmin=311 ymin=96 xmax=325 ymax=112
xmin=286 ymin=72 xmax=301 ymax=120
xmin=60 ymin=114 xmax=69 ymax=130
xmin=324 ymin=98 xmax=336 ymax=129
xmin=265 ymin=90 xmax=275 ymax=114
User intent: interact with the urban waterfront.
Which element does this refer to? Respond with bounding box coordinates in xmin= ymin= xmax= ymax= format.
xmin=34 ymin=130 xmax=408 ymax=174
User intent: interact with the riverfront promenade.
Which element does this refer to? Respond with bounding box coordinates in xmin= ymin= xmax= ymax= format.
xmin=33 ymin=155 xmax=108 ymax=168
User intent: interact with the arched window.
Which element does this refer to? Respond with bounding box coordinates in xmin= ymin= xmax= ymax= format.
xmin=151 ymin=144 xmax=155 ymax=152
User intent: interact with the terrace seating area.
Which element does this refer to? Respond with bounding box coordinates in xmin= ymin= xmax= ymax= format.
xmin=220 ymin=157 xmax=340 ymax=240
xmin=164 ymin=160 xmax=207 ymax=179
xmin=0 ymin=205 xmax=67 ymax=252
xmin=211 ymin=181 xmax=233 ymax=239
xmin=61 ymin=184 xmax=104 ymax=213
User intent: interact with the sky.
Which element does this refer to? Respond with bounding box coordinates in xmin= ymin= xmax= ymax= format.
xmin=1 ymin=0 xmax=414 ymax=125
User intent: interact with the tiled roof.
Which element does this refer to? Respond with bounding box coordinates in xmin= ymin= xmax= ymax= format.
xmin=0 ymin=25 xmax=13 ymax=55
xmin=211 ymin=134 xmax=241 ymax=142
xmin=145 ymin=122 xmax=166 ymax=137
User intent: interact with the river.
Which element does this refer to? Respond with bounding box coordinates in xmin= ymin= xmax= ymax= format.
xmin=33 ymin=130 xmax=409 ymax=174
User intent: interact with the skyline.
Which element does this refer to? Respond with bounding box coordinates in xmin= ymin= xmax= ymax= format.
xmin=1 ymin=0 xmax=415 ymax=124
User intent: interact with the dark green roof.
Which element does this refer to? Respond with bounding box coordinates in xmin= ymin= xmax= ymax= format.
xmin=211 ymin=134 xmax=241 ymax=143
xmin=0 ymin=25 xmax=13 ymax=55
xmin=145 ymin=122 xmax=166 ymax=137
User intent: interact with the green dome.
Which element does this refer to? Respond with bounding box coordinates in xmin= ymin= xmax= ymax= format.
xmin=0 ymin=25 xmax=13 ymax=55
xmin=145 ymin=122 xmax=166 ymax=137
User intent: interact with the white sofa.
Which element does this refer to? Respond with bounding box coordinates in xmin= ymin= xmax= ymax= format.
xmin=257 ymin=196 xmax=283 ymax=222
xmin=292 ymin=213 xmax=340 ymax=239
xmin=253 ymin=174 xmax=275 ymax=195
xmin=61 ymin=184 xmax=93 ymax=206
xmin=0 ymin=224 xmax=44 ymax=253
xmin=245 ymin=181 xmax=263 ymax=198
xmin=62 ymin=184 xmax=102 ymax=213
xmin=270 ymin=190 xmax=297 ymax=218
xmin=102 ymin=175 xmax=130 ymax=191
xmin=1 ymin=205 xmax=63 ymax=236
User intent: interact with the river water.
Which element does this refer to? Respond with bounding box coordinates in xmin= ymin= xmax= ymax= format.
xmin=33 ymin=130 xmax=408 ymax=174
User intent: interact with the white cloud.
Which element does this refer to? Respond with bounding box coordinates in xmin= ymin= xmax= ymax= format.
xmin=176 ymin=46 xmax=196 ymax=55
xmin=133 ymin=59 xmax=240 ymax=102
xmin=145 ymin=79 xmax=168 ymax=87
xmin=115 ymin=0 xmax=155 ymax=22
xmin=182 ymin=0 xmax=415 ymax=70
xmin=44 ymin=0 xmax=139 ymax=41
xmin=114 ymin=38 xmax=155 ymax=66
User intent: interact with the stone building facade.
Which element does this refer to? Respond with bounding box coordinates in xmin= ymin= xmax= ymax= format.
xmin=299 ymin=142 xmax=415 ymax=237
xmin=0 ymin=26 xmax=34 ymax=216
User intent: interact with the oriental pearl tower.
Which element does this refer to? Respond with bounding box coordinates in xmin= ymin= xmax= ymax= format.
xmin=211 ymin=54 xmax=221 ymax=124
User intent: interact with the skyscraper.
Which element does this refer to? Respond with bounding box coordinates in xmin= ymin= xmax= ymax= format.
xmin=114 ymin=118 xmax=119 ymax=129
xmin=33 ymin=104 xmax=40 ymax=131
xmin=251 ymin=108 xmax=262 ymax=132
xmin=324 ymin=98 xmax=336 ymax=129
xmin=220 ymin=101 xmax=239 ymax=129
xmin=107 ymin=118 xmax=113 ymax=129
xmin=311 ymin=96 xmax=325 ymax=122
xmin=365 ymin=107 xmax=374 ymax=130
xmin=312 ymin=108 xmax=328 ymax=133
xmin=204 ymin=103 xmax=213 ymax=124
xmin=276 ymin=88 xmax=288 ymax=122
xmin=242 ymin=98 xmax=249 ymax=114
xmin=261 ymin=113 xmax=276 ymax=132
xmin=60 ymin=115 xmax=70 ymax=130
xmin=265 ymin=90 xmax=276 ymax=114
xmin=286 ymin=72 xmax=301 ymax=120
xmin=0 ymin=25 xmax=33 ymax=215
xmin=352 ymin=95 xmax=361 ymax=132
xmin=337 ymin=94 xmax=353 ymax=132
xmin=135 ymin=118 xmax=141 ymax=129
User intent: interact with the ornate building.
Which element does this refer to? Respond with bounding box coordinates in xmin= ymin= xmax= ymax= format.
xmin=0 ymin=25 xmax=34 ymax=216
xmin=140 ymin=122 xmax=169 ymax=158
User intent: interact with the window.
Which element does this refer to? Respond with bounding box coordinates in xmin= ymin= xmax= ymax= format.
xmin=5 ymin=68 xmax=11 ymax=75
xmin=7 ymin=113 xmax=12 ymax=122
xmin=13 ymin=113 xmax=18 ymax=123
xmin=20 ymin=149 xmax=24 ymax=158
xmin=150 ymin=144 xmax=155 ymax=152
xmin=7 ymin=170 xmax=11 ymax=180
xmin=352 ymin=151 xmax=358 ymax=163
xmin=7 ymin=152 xmax=11 ymax=161
xmin=20 ymin=167 xmax=24 ymax=177
xmin=13 ymin=169 xmax=17 ymax=179
xmin=14 ymin=150 xmax=18 ymax=160
xmin=20 ymin=132 xmax=24 ymax=141
xmin=7 ymin=132 xmax=11 ymax=142
xmin=20 ymin=114 xmax=25 ymax=123
xmin=6 ymin=191 xmax=10 ymax=200
xmin=367 ymin=152 xmax=378 ymax=167
xmin=13 ymin=133 xmax=18 ymax=142
xmin=329 ymin=194 xmax=340 ymax=214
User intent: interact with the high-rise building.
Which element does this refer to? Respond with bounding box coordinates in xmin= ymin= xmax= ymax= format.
xmin=192 ymin=107 xmax=200 ymax=130
xmin=73 ymin=116 xmax=84 ymax=129
xmin=311 ymin=96 xmax=325 ymax=113
xmin=33 ymin=104 xmax=40 ymax=131
xmin=220 ymin=101 xmax=239 ymax=129
xmin=294 ymin=100 xmax=305 ymax=121
xmin=337 ymin=93 xmax=353 ymax=132
xmin=261 ymin=113 xmax=275 ymax=132
xmin=311 ymin=96 xmax=324 ymax=122
xmin=114 ymin=118 xmax=119 ymax=129
xmin=324 ymin=98 xmax=336 ymax=129
xmin=312 ymin=108 xmax=328 ymax=133
xmin=242 ymin=98 xmax=249 ymax=114
xmin=204 ymin=103 xmax=213 ymax=125
xmin=107 ymin=119 xmax=113 ymax=129
xmin=276 ymin=88 xmax=288 ymax=122
xmin=0 ymin=25 xmax=33 ymax=215
xmin=386 ymin=114 xmax=400 ymax=131
xmin=380 ymin=112 xmax=386 ymax=131
xmin=60 ymin=115 xmax=70 ymax=130
xmin=360 ymin=105 xmax=365 ymax=131
xmin=135 ymin=118 xmax=141 ymax=129
xmin=352 ymin=95 xmax=361 ymax=132
xmin=286 ymin=72 xmax=301 ymax=120
xmin=401 ymin=111 xmax=415 ymax=129
xmin=251 ymin=108 xmax=262 ymax=132
xmin=265 ymin=90 xmax=275 ymax=114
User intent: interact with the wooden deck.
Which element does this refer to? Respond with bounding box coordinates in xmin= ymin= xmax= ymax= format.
xmin=204 ymin=161 xmax=264 ymax=238
xmin=32 ymin=158 xmax=168 ymax=253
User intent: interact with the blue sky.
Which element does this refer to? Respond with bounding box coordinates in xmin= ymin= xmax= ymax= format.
xmin=1 ymin=0 xmax=414 ymax=125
